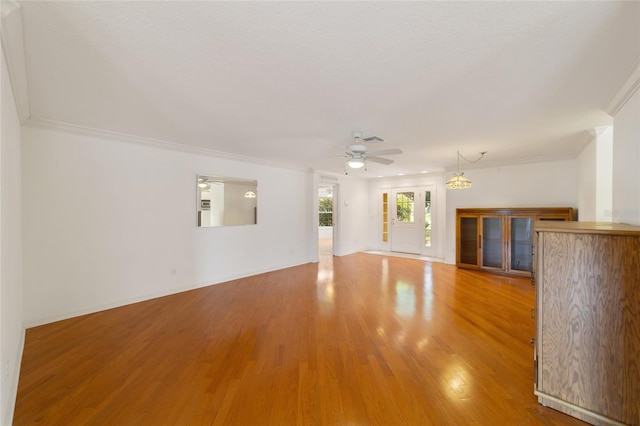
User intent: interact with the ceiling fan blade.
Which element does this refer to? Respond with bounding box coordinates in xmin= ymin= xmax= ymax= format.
xmin=369 ymin=148 xmax=402 ymax=156
xmin=368 ymin=156 xmax=394 ymax=165
xmin=363 ymin=136 xmax=384 ymax=142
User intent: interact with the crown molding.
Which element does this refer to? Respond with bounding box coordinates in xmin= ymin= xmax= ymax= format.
xmin=1 ymin=2 xmax=31 ymax=123
xmin=443 ymin=152 xmax=580 ymax=173
xmin=24 ymin=117 xmax=312 ymax=173
xmin=604 ymin=59 xmax=640 ymax=116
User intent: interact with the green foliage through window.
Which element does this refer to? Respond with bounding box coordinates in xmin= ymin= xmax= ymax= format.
xmin=425 ymin=191 xmax=431 ymax=246
xmin=396 ymin=192 xmax=415 ymax=223
xmin=319 ymin=198 xmax=333 ymax=226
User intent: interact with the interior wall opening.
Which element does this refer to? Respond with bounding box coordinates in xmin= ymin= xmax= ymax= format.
xmin=318 ymin=184 xmax=336 ymax=257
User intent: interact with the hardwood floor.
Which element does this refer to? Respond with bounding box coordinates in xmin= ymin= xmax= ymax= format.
xmin=14 ymin=253 xmax=587 ymax=425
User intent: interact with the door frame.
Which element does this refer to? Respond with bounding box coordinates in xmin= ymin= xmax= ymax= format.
xmin=317 ymin=181 xmax=339 ymax=257
xmin=385 ymin=184 xmax=438 ymax=257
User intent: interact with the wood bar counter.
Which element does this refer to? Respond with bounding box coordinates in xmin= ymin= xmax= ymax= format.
xmin=534 ymin=221 xmax=640 ymax=425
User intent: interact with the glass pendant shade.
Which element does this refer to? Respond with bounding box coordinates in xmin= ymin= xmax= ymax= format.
xmin=445 ymin=172 xmax=472 ymax=190
xmin=445 ymin=150 xmax=485 ymax=190
xmin=347 ymin=158 xmax=365 ymax=169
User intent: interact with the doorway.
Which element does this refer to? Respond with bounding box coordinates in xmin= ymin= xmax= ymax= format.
xmin=318 ymin=184 xmax=336 ymax=256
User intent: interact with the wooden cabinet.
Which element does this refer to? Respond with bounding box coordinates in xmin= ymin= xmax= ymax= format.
xmin=534 ymin=221 xmax=640 ymax=426
xmin=456 ymin=207 xmax=574 ymax=276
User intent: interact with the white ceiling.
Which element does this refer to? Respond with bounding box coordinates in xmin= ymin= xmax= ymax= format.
xmin=15 ymin=1 xmax=640 ymax=177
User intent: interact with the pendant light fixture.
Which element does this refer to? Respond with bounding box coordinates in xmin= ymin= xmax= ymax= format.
xmin=445 ymin=150 xmax=487 ymax=190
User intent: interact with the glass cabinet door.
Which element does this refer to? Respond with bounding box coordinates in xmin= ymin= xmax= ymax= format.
xmin=459 ymin=217 xmax=478 ymax=266
xmin=482 ymin=217 xmax=503 ymax=268
xmin=510 ymin=217 xmax=533 ymax=272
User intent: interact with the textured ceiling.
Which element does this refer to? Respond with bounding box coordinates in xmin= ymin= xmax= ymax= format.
xmin=17 ymin=1 xmax=640 ymax=177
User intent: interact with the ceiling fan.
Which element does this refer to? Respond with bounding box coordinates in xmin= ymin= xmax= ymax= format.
xmin=343 ymin=131 xmax=402 ymax=169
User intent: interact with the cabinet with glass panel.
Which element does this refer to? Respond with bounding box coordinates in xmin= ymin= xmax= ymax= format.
xmin=456 ymin=208 xmax=574 ymax=276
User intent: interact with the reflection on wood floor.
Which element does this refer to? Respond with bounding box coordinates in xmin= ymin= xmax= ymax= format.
xmin=13 ymin=253 xmax=586 ymax=425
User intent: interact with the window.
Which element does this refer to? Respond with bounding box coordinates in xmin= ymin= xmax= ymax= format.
xmin=396 ymin=192 xmax=415 ymax=223
xmin=425 ymin=191 xmax=431 ymax=247
xmin=319 ymin=197 xmax=333 ymax=226
xmin=382 ymin=193 xmax=388 ymax=242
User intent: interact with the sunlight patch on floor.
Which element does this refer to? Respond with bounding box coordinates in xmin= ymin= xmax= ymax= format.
xmin=363 ymin=250 xmax=443 ymax=263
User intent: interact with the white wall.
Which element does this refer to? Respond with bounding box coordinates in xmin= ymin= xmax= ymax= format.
xmin=577 ymin=127 xmax=613 ymax=222
xmin=577 ymin=138 xmax=597 ymax=221
xmin=333 ymin=176 xmax=369 ymax=256
xmin=444 ymin=159 xmax=578 ymax=264
xmin=1 ymin=37 xmax=24 ymax=426
xmin=596 ymin=128 xmax=613 ymax=222
xmin=21 ymin=124 xmax=315 ymax=326
xmin=612 ymin=88 xmax=640 ymax=225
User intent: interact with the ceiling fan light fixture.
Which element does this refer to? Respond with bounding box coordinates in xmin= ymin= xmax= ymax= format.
xmin=342 ymin=132 xmax=401 ymax=171
xmin=347 ymin=158 xmax=365 ymax=169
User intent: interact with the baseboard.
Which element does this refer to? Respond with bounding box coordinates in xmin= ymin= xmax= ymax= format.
xmin=3 ymin=328 xmax=25 ymax=426
xmin=536 ymin=391 xmax=626 ymax=426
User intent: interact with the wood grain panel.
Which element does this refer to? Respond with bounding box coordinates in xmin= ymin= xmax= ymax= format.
xmin=621 ymin=235 xmax=640 ymax=424
xmin=540 ymin=233 xmax=623 ymax=416
xmin=14 ymin=254 xmax=586 ymax=425
xmin=537 ymin=230 xmax=640 ymax=425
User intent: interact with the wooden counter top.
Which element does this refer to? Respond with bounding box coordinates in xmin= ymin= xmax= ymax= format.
xmin=534 ymin=220 xmax=640 ymax=235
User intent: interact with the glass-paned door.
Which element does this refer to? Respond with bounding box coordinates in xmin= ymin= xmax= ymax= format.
xmin=391 ymin=189 xmax=421 ymax=254
xmin=510 ymin=217 xmax=533 ymax=272
xmin=386 ymin=187 xmax=434 ymax=255
xmin=481 ymin=217 xmax=503 ymax=269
